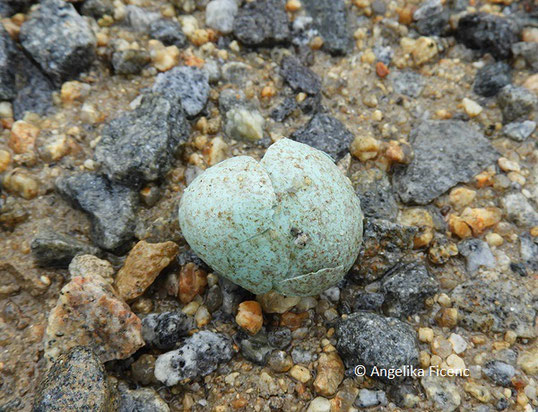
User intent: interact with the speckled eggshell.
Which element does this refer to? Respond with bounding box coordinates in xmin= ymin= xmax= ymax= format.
xmin=178 ymin=138 xmax=363 ymax=296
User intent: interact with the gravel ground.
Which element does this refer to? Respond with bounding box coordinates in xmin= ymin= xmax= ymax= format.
xmin=0 ymin=0 xmax=537 ymax=411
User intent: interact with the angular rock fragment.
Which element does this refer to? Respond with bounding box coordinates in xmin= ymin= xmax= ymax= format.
xmin=291 ymin=113 xmax=354 ymax=161
xmin=497 ymin=85 xmax=537 ymax=124
xmin=44 ymin=273 xmax=144 ymax=362
xmin=148 ymin=19 xmax=187 ymax=48
xmin=142 ymin=311 xmax=193 ymax=350
xmin=381 ymin=262 xmax=439 ymax=318
xmin=152 ymin=66 xmax=209 ymax=117
xmin=19 ymin=0 xmax=96 ymax=85
xmin=206 ymin=0 xmax=238 ymax=34
xmin=421 ymin=375 xmax=461 ymax=412
xmin=94 ymin=94 xmax=189 ymax=187
xmin=455 ymin=13 xmax=518 ymax=60
xmin=117 ymin=381 xmax=169 ymax=412
xmin=33 ymin=347 xmax=116 ymax=412
xmin=335 ymin=312 xmax=419 ymax=382
xmin=115 ymin=240 xmax=179 ymax=301
xmin=154 ymin=331 xmax=234 ymax=385
xmin=31 ymin=229 xmax=100 ymax=268
xmin=473 ymin=61 xmax=511 ymax=97
xmin=393 ymin=120 xmax=498 ymax=205
xmin=353 ymin=169 xmax=398 ymax=220
xmin=349 ymin=218 xmax=416 ymax=283
xmin=233 ymin=0 xmax=290 ymax=47
xmin=302 ymin=0 xmax=351 ymax=55
xmin=0 ymin=26 xmax=16 ymax=101
xmin=56 ymin=173 xmax=138 ymax=251
xmin=281 ymin=55 xmax=321 ymax=95
xmin=458 ymin=238 xmax=495 ymax=274
xmin=451 ymin=278 xmax=536 ymax=338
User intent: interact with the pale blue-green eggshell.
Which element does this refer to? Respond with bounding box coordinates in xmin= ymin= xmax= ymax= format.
xmin=178 ymin=138 xmax=363 ymax=296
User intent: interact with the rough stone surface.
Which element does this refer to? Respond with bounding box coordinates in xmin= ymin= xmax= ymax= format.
xmin=482 ymin=361 xmax=515 ymax=387
xmin=389 ymin=70 xmax=425 ymax=98
xmin=0 ymin=26 xmax=17 ymax=101
xmin=503 ymin=121 xmax=535 ymax=142
xmin=95 ymin=94 xmax=189 ymax=187
xmin=206 ymin=0 xmax=238 ymax=34
xmin=154 ymin=331 xmax=234 ymax=385
xmin=458 ymin=238 xmax=496 ymax=274
xmin=473 ymin=61 xmax=511 ymax=97
xmin=380 ymin=262 xmax=439 ymax=318
xmin=237 ymin=329 xmax=273 ymax=365
xmin=68 ymin=254 xmax=114 ymax=280
xmin=148 ymin=19 xmax=187 ymax=48
xmin=233 ymin=0 xmax=290 ymax=47
xmin=302 ymin=0 xmax=351 ymax=55
xmin=421 ymin=375 xmax=461 ymax=412
xmin=355 ymin=389 xmax=388 ymax=408
xmin=152 ymin=66 xmax=209 ymax=117
xmin=313 ymin=352 xmax=344 ymax=396
xmin=44 ymin=272 xmax=144 ymax=362
xmin=142 ymin=311 xmax=193 ymax=350
xmin=354 ymin=169 xmax=398 ymax=220
xmin=455 ymin=13 xmax=518 ymax=60
xmin=291 ymin=113 xmax=354 ymax=161
xmin=281 ymin=55 xmax=321 ymax=95
xmin=19 ymin=0 xmax=96 ymax=85
xmin=511 ymin=42 xmax=538 ymax=72
xmin=124 ymin=5 xmax=160 ymax=33
xmin=33 ymin=347 xmax=115 ymax=412
xmin=393 ymin=120 xmax=498 ymax=205
xmin=117 ymin=381 xmax=169 ymax=412
xmin=81 ymin=0 xmax=114 ymax=19
xmin=56 ymin=173 xmax=138 ymax=251
xmin=339 ymin=290 xmax=385 ymax=314
xmin=115 ymin=240 xmax=179 ymax=301
xmin=111 ymin=49 xmax=150 ymax=75
xmin=520 ymin=233 xmax=538 ymax=272
xmin=31 ymin=229 xmax=100 ymax=268
xmin=497 ymin=85 xmax=537 ymax=124
xmin=350 ymin=218 xmax=416 ymax=283
xmin=501 ymin=192 xmax=538 ymax=228
xmin=451 ymin=278 xmax=536 ymax=338
xmin=413 ymin=0 xmax=449 ymax=36
xmin=335 ymin=312 xmax=419 ymax=381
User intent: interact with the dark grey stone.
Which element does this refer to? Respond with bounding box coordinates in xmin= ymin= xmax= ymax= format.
xmin=280 ymin=55 xmax=321 ymax=95
xmin=349 ymin=219 xmax=417 ymax=283
xmin=12 ymin=52 xmax=56 ymax=119
xmin=458 ymin=238 xmax=495 ymax=274
xmin=237 ymin=329 xmax=272 ymax=365
xmin=233 ymin=0 xmax=290 ymax=47
xmin=451 ymin=278 xmax=536 ymax=338
xmin=33 ymin=347 xmax=114 ymax=412
xmin=31 ymin=229 xmax=100 ymax=268
xmin=0 ymin=26 xmax=16 ymax=100
xmin=473 ymin=61 xmax=512 ymax=97
xmin=291 ymin=113 xmax=354 ymax=161
xmin=0 ymin=0 xmax=33 ymax=17
xmin=340 ymin=291 xmax=385 ymax=314
xmin=112 ymin=49 xmax=150 ymax=75
xmin=81 ymin=0 xmax=114 ymax=19
xmin=117 ymin=382 xmax=168 ymax=412
xmin=354 ymin=168 xmax=398 ymax=220
xmin=148 ymin=19 xmax=187 ymax=49
xmin=393 ymin=120 xmax=498 ymax=205
xmin=520 ymin=233 xmax=538 ymax=272
xmin=389 ymin=70 xmax=425 ymax=98
xmin=267 ymin=327 xmax=292 ymax=349
xmin=152 ymin=66 xmax=209 ymax=117
xmin=56 ymin=173 xmax=138 ymax=251
xmin=19 ymin=0 xmax=96 ymax=85
xmin=413 ymin=0 xmax=449 ymax=36
xmin=142 ymin=311 xmax=193 ymax=350
xmin=270 ymin=96 xmax=297 ymax=122
xmin=94 ymin=94 xmax=189 ymax=187
xmin=205 ymin=285 xmax=223 ymax=312
xmin=302 ymin=0 xmax=351 ymax=55
xmin=154 ymin=331 xmax=234 ymax=385
xmin=455 ymin=13 xmax=518 ymax=60
xmin=335 ymin=312 xmax=419 ymax=382
xmin=483 ymin=361 xmax=515 ymax=387
xmin=503 ymin=121 xmax=535 ymax=142
xmin=497 ymin=85 xmax=537 ymax=124
xmin=381 ymin=262 xmax=439 ymax=318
